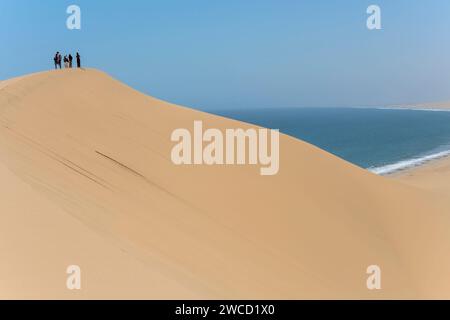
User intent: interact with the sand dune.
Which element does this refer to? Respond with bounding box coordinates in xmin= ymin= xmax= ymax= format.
xmin=1 ymin=69 xmax=450 ymax=299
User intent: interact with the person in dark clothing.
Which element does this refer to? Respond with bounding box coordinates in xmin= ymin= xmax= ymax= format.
xmin=57 ymin=53 xmax=62 ymax=69
xmin=68 ymin=54 xmax=73 ymax=68
xmin=54 ymin=52 xmax=59 ymax=69
xmin=76 ymin=52 xmax=81 ymax=68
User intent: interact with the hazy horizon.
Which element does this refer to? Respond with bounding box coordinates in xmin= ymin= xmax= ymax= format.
xmin=1 ymin=0 xmax=450 ymax=110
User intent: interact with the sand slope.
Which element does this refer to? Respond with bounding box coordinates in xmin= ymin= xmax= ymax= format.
xmin=1 ymin=69 xmax=450 ymax=299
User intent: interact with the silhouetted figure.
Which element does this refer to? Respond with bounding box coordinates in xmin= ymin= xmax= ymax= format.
xmin=76 ymin=52 xmax=81 ymax=68
xmin=57 ymin=53 xmax=62 ymax=69
xmin=54 ymin=52 xmax=59 ymax=69
xmin=68 ymin=54 xmax=73 ymax=68
xmin=64 ymin=56 xmax=69 ymax=68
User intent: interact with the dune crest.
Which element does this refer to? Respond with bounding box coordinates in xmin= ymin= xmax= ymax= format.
xmin=1 ymin=69 xmax=450 ymax=299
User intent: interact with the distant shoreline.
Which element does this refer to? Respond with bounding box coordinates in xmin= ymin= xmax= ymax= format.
xmin=387 ymin=102 xmax=450 ymax=111
xmin=355 ymin=105 xmax=450 ymax=112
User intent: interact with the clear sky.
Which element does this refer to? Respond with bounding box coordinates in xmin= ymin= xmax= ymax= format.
xmin=1 ymin=0 xmax=450 ymax=109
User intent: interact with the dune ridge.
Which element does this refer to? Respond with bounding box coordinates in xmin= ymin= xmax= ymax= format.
xmin=1 ymin=69 xmax=450 ymax=299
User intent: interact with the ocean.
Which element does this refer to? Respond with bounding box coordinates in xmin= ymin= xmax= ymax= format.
xmin=210 ymin=107 xmax=450 ymax=175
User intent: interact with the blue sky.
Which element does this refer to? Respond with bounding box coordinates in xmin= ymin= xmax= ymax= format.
xmin=1 ymin=0 xmax=450 ymax=109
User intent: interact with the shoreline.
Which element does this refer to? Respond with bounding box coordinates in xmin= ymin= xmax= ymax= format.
xmin=388 ymin=153 xmax=450 ymax=178
xmin=369 ymin=149 xmax=450 ymax=176
xmin=389 ymin=153 xmax=450 ymax=197
xmin=367 ymin=104 xmax=450 ymax=177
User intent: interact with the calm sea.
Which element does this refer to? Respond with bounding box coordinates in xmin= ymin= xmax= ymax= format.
xmin=210 ymin=107 xmax=450 ymax=175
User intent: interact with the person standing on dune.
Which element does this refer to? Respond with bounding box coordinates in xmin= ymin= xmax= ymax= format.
xmin=57 ymin=52 xmax=62 ymax=69
xmin=53 ymin=52 xmax=59 ymax=69
xmin=76 ymin=52 xmax=81 ymax=68
xmin=68 ymin=54 xmax=73 ymax=68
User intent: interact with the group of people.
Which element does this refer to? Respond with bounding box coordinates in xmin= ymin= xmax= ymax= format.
xmin=53 ymin=52 xmax=81 ymax=69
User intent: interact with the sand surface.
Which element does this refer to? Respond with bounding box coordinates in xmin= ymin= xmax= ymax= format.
xmin=1 ymin=69 xmax=450 ymax=299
